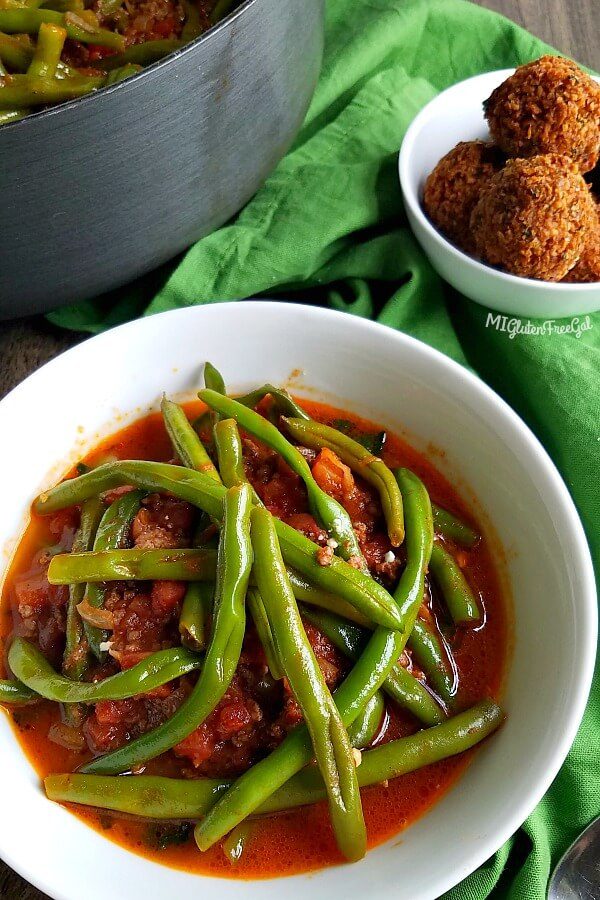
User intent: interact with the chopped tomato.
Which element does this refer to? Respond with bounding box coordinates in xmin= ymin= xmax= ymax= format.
xmin=174 ymin=723 xmax=216 ymax=768
xmin=311 ymin=448 xmax=355 ymax=503
xmin=47 ymin=507 xmax=79 ymax=541
xmin=154 ymin=15 xmax=176 ymax=35
xmin=113 ymin=649 xmax=153 ymax=669
xmin=256 ymin=472 xmax=306 ymax=518
xmin=87 ymin=44 xmax=116 ymax=62
xmin=284 ymin=512 xmax=327 ymax=543
xmin=216 ymin=702 xmax=252 ymax=736
xmin=151 ymin=580 xmax=186 ymax=615
xmin=14 ymin=570 xmax=65 ymax=614
xmin=95 ymin=699 xmax=138 ymax=726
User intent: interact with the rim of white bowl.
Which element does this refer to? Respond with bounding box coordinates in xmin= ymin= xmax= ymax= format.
xmin=399 ymin=68 xmax=600 ymax=294
xmin=0 ymin=302 xmax=596 ymax=900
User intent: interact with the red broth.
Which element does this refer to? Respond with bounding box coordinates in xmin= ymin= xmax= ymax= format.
xmin=0 ymin=399 xmax=508 ymax=879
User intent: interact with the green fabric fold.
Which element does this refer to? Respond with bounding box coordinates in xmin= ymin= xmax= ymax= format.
xmin=48 ymin=0 xmax=599 ymax=896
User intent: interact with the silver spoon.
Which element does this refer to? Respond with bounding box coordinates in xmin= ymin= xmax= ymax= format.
xmin=548 ymin=815 xmax=600 ymax=899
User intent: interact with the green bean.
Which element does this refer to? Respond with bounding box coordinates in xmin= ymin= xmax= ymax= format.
xmin=62 ymin=496 xmax=104 ymax=688
xmin=0 ymin=72 xmax=105 ymax=108
xmin=30 ymin=458 xmax=246 ymax=529
xmin=409 ymin=618 xmax=456 ymax=705
xmin=46 ymin=771 xmax=228 ymax=818
xmin=246 ymin=587 xmax=283 ymax=680
xmin=235 ymin=385 xmax=309 ymax=420
xmin=36 ymin=461 xmax=403 ymax=631
xmin=41 ymin=0 xmax=85 ymax=12
xmin=0 ymin=107 xmax=27 ymax=123
xmin=286 ymin=569 xmax=369 ymax=627
xmin=208 ymin=418 xmax=283 ymax=681
xmin=255 ymin=699 xmax=503 ymax=814
xmin=429 ymin=542 xmax=480 ymax=626
xmin=0 ymin=33 xmax=33 ymax=72
xmin=213 ymin=418 xmax=262 ymax=509
xmin=432 ymin=504 xmax=478 ymax=548
xmin=0 ymin=9 xmax=125 ymax=47
xmin=346 ymin=691 xmax=384 ymax=749
xmin=233 ymin=506 xmax=365 ymax=862
xmin=45 ymin=700 xmax=504 ymax=817
xmin=393 ymin=468 xmax=434 ymax=633
xmin=267 ymin=529 xmax=398 ymax=631
xmin=49 ymin=546 xmax=400 ymax=632
xmin=222 ymin=822 xmax=252 ymax=864
xmin=55 ymin=548 xmax=370 ymax=630
xmin=9 ymin=640 xmax=202 ymax=703
xmin=209 ymin=0 xmax=237 ymax=24
xmin=383 ymin=659 xmax=445 ymax=724
xmin=199 ymin=390 xmax=367 ymax=570
xmin=214 ymin=418 xmax=246 ymax=488
xmin=94 ymin=38 xmax=181 ymax=70
xmin=284 ymin=417 xmax=404 ymax=547
xmin=81 ymin=483 xmax=253 ymax=775
xmin=0 ymin=32 xmax=32 ymax=71
xmin=27 ymin=20 xmax=65 ymax=77
xmin=204 ymin=361 xmax=226 ymax=396
xmin=202 ymin=361 xmax=228 ymax=432
xmin=0 ymin=679 xmax=37 ymax=704
xmin=54 ymin=59 xmax=79 ymax=78
xmin=87 ymin=490 xmax=143 ymax=555
xmin=162 ymin=397 xmax=220 ymax=481
xmin=301 ymin=607 xmax=444 ymax=726
xmin=211 ymin=420 xmax=281 ymax=679
xmin=181 ymin=0 xmax=201 ymax=41
xmin=82 ymin=490 xmax=144 ymax=659
xmin=104 ymin=63 xmax=141 ymax=85
xmin=50 ymin=547 xmax=217 ymax=584
xmin=179 ymin=582 xmax=212 ymax=651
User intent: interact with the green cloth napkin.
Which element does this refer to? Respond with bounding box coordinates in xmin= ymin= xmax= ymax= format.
xmin=49 ymin=0 xmax=599 ymax=895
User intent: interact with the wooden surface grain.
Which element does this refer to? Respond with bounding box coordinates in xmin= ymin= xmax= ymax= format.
xmin=0 ymin=1 xmax=597 ymax=896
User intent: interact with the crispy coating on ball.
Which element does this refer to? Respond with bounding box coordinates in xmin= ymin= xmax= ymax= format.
xmin=484 ymin=56 xmax=600 ymax=173
xmin=422 ymin=141 xmax=504 ymax=252
xmin=470 ymin=154 xmax=597 ymax=281
xmin=563 ymin=204 xmax=600 ymax=282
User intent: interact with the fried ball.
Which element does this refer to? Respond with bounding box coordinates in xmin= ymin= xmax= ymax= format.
xmin=422 ymin=141 xmax=504 ymax=252
xmin=470 ymin=154 xmax=597 ymax=281
xmin=563 ymin=204 xmax=600 ymax=282
xmin=484 ymin=56 xmax=600 ymax=173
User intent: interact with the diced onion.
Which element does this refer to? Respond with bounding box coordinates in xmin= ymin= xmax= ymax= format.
xmin=48 ymin=722 xmax=86 ymax=751
xmin=76 ymin=598 xmax=114 ymax=630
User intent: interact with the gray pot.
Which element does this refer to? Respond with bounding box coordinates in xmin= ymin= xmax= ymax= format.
xmin=0 ymin=0 xmax=324 ymax=318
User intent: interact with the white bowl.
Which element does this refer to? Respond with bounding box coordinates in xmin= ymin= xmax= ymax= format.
xmin=399 ymin=69 xmax=600 ymax=318
xmin=0 ymin=302 xmax=595 ymax=900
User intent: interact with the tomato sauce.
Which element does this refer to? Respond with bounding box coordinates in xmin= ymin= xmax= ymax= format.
xmin=0 ymin=399 xmax=508 ymax=879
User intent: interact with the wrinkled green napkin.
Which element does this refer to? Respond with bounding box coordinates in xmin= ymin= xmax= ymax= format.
xmin=49 ymin=0 xmax=599 ymax=895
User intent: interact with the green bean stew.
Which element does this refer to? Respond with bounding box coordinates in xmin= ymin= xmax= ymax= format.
xmin=0 ymin=367 xmax=508 ymax=878
xmin=0 ymin=0 xmax=238 ymax=125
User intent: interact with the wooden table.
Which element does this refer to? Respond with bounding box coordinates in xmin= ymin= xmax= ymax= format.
xmin=0 ymin=1 xmax=597 ymax=895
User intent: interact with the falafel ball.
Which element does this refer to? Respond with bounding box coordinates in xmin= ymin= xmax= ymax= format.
xmin=563 ymin=204 xmax=600 ymax=282
xmin=484 ymin=56 xmax=600 ymax=173
xmin=470 ymin=154 xmax=597 ymax=281
xmin=422 ymin=140 xmax=504 ymax=252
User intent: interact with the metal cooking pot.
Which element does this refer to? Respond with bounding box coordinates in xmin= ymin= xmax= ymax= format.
xmin=0 ymin=0 xmax=324 ymax=318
